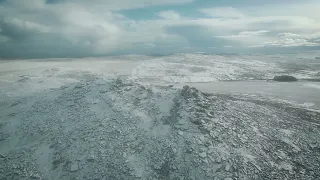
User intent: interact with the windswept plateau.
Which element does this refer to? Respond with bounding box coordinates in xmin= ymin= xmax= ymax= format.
xmin=0 ymin=54 xmax=320 ymax=180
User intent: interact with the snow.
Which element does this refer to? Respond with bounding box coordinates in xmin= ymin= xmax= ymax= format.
xmin=129 ymin=54 xmax=286 ymax=83
xmin=0 ymin=54 xmax=320 ymax=179
xmin=304 ymin=83 xmax=320 ymax=90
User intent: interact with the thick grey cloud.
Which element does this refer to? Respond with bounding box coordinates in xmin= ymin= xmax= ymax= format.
xmin=0 ymin=1 xmax=123 ymax=58
xmin=0 ymin=1 xmax=191 ymax=58
xmin=0 ymin=0 xmax=319 ymax=58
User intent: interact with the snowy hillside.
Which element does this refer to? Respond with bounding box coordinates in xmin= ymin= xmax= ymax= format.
xmin=0 ymin=54 xmax=320 ymax=180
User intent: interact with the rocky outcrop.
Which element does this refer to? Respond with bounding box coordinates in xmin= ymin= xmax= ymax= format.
xmin=273 ymin=75 xmax=298 ymax=82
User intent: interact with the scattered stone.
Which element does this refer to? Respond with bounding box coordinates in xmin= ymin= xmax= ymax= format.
xmin=2 ymin=77 xmax=320 ymax=180
xmin=208 ymin=155 xmax=215 ymax=163
xmin=172 ymin=148 xmax=177 ymax=154
xmin=135 ymin=171 xmax=143 ymax=178
xmin=178 ymin=131 xmax=184 ymax=136
xmin=279 ymin=162 xmax=293 ymax=171
xmin=210 ymin=131 xmax=216 ymax=138
xmin=70 ymin=163 xmax=79 ymax=172
xmin=202 ymin=158 xmax=209 ymax=164
xmin=207 ymin=112 xmax=214 ymax=117
xmin=87 ymin=155 xmax=95 ymax=162
xmin=199 ymin=152 xmax=207 ymax=158
xmin=199 ymin=135 xmax=205 ymax=142
xmin=225 ymin=163 xmax=231 ymax=171
xmin=200 ymin=147 xmax=207 ymax=152
xmin=178 ymin=120 xmax=185 ymax=125
xmin=191 ymin=118 xmax=202 ymax=125
xmin=186 ymin=148 xmax=193 ymax=154
xmin=208 ymin=148 xmax=214 ymax=154
xmin=74 ymin=84 xmax=84 ymax=89
xmin=308 ymin=143 xmax=317 ymax=149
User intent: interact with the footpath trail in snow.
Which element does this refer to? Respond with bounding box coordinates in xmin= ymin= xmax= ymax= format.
xmin=1 ymin=77 xmax=320 ymax=180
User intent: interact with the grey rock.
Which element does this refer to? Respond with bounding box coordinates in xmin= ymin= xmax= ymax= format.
xmin=178 ymin=120 xmax=185 ymax=125
xmin=225 ymin=163 xmax=231 ymax=171
xmin=87 ymin=154 xmax=95 ymax=162
xmin=70 ymin=163 xmax=79 ymax=172
xmin=178 ymin=131 xmax=184 ymax=136
xmin=199 ymin=152 xmax=207 ymax=158
xmin=199 ymin=135 xmax=205 ymax=142
xmin=273 ymin=75 xmax=297 ymax=82
xmin=207 ymin=111 xmax=214 ymax=117
xmin=172 ymin=148 xmax=177 ymax=154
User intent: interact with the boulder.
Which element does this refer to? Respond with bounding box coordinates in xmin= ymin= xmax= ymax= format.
xmin=273 ymin=75 xmax=298 ymax=82
xmin=70 ymin=163 xmax=79 ymax=172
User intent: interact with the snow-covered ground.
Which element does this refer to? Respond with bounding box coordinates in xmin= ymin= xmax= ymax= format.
xmin=129 ymin=54 xmax=320 ymax=83
xmin=0 ymin=54 xmax=320 ymax=179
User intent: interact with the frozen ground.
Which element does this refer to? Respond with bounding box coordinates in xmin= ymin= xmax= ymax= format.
xmin=0 ymin=54 xmax=320 ymax=180
xmin=129 ymin=54 xmax=320 ymax=83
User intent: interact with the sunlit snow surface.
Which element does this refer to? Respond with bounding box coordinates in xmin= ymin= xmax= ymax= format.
xmin=0 ymin=54 xmax=320 ymax=180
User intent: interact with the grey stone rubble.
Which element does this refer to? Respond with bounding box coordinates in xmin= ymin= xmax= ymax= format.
xmin=70 ymin=163 xmax=79 ymax=172
xmin=0 ymin=78 xmax=319 ymax=180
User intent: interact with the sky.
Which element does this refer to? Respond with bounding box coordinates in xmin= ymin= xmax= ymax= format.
xmin=0 ymin=0 xmax=320 ymax=58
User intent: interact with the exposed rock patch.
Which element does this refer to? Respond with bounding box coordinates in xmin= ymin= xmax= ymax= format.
xmin=273 ymin=75 xmax=298 ymax=82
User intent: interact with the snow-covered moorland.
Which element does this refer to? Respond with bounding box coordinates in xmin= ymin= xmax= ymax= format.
xmin=0 ymin=54 xmax=320 ymax=179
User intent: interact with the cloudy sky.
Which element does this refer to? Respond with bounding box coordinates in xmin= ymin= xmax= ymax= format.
xmin=0 ymin=0 xmax=319 ymax=58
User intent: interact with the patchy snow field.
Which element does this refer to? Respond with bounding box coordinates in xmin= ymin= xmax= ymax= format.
xmin=0 ymin=54 xmax=320 ymax=180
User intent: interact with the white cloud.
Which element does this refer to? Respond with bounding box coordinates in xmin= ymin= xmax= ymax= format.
xmin=199 ymin=7 xmax=245 ymax=18
xmin=239 ymin=30 xmax=269 ymax=36
xmin=157 ymin=11 xmax=181 ymax=20
xmin=220 ymin=30 xmax=269 ymax=38
xmin=215 ymin=30 xmax=272 ymax=46
xmin=51 ymin=0 xmax=194 ymax=10
xmin=277 ymin=33 xmax=303 ymax=38
xmin=265 ymin=33 xmax=320 ymax=47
